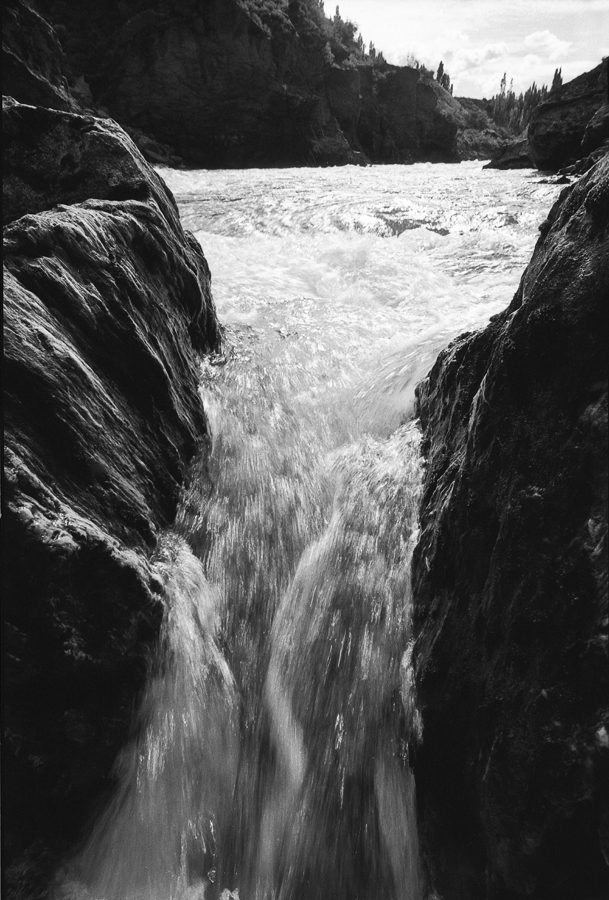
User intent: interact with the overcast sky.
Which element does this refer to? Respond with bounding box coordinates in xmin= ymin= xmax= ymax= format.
xmin=333 ymin=0 xmax=609 ymax=98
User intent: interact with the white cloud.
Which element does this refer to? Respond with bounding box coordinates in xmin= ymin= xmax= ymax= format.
xmin=523 ymin=30 xmax=573 ymax=60
xmin=456 ymin=43 xmax=510 ymax=71
xmin=338 ymin=0 xmax=608 ymax=97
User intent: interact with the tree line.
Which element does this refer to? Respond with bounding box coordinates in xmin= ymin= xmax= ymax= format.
xmin=242 ymin=0 xmax=564 ymax=128
xmin=489 ymin=68 xmax=562 ymax=133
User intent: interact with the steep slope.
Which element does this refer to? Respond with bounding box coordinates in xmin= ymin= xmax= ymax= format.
xmin=411 ymin=158 xmax=609 ymax=898
xmin=528 ymin=61 xmax=607 ymax=170
xmin=3 ymin=99 xmax=219 ymax=895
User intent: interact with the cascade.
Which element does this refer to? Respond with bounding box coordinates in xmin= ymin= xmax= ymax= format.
xmin=58 ymin=162 xmax=559 ymax=900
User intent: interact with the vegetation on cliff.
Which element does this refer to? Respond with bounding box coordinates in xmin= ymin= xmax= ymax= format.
xmin=21 ymin=0 xmax=505 ymax=165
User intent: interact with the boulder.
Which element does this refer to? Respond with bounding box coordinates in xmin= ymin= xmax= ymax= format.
xmin=528 ymin=62 xmax=606 ymax=170
xmin=412 ymin=157 xmax=609 ymax=899
xmin=3 ymin=102 xmax=219 ymax=894
xmin=484 ymin=133 xmax=533 ymax=169
xmin=2 ymin=98 xmax=182 ymax=231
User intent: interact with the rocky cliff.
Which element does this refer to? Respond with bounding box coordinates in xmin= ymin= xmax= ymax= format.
xmin=19 ymin=0 xmax=497 ymax=166
xmin=3 ymin=98 xmax=219 ymax=896
xmin=411 ymin=158 xmax=609 ymax=898
xmin=528 ymin=61 xmax=608 ymax=171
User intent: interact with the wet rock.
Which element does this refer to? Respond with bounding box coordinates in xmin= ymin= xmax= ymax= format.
xmin=484 ymin=133 xmax=533 ymax=169
xmin=2 ymin=0 xmax=80 ymax=113
xmin=412 ymin=157 xmax=609 ymax=899
xmin=3 ymin=105 xmax=219 ymax=893
xmin=528 ymin=62 xmax=606 ymax=171
xmin=2 ymin=98 xmax=183 ymax=229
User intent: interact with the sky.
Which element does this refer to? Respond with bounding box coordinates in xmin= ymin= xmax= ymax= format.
xmin=332 ymin=0 xmax=609 ymax=98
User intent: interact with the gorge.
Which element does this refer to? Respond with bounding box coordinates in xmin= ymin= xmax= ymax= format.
xmin=3 ymin=2 xmax=609 ymax=900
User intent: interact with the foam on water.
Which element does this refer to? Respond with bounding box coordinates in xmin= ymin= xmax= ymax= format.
xmin=162 ymin=161 xmax=557 ymax=429
xmin=59 ymin=163 xmax=560 ymax=900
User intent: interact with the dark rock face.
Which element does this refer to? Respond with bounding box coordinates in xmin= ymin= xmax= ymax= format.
xmin=86 ymin=0 xmax=354 ymax=167
xmin=582 ymin=103 xmax=609 ymax=156
xmin=412 ymin=158 xmax=609 ymax=899
xmin=2 ymin=0 xmax=79 ymax=112
xmin=3 ymin=97 xmax=182 ymax=228
xmin=415 ymin=79 xmax=459 ymax=161
xmin=34 ymin=0 xmax=488 ymax=166
xmin=528 ymin=63 xmax=607 ymax=170
xmin=484 ymin=133 xmax=533 ymax=169
xmin=3 ymin=101 xmax=219 ymax=894
xmin=323 ymin=63 xmax=463 ymax=162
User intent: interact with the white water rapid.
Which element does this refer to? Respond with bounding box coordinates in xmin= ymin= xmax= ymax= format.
xmin=59 ymin=162 xmax=560 ymax=900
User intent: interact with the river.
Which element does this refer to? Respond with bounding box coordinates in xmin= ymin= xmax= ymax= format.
xmin=60 ymin=163 xmax=560 ymax=900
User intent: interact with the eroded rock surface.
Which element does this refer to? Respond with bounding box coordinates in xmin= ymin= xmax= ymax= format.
xmin=3 ymin=103 xmax=219 ymax=894
xmin=412 ymin=159 xmax=609 ymax=899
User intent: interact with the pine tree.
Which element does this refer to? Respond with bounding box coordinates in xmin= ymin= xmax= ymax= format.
xmin=489 ymin=74 xmax=551 ymax=134
xmin=551 ymin=68 xmax=563 ymax=92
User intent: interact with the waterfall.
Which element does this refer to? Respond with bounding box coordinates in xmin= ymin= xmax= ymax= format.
xmin=68 ymin=536 xmax=238 ymax=900
xmin=56 ymin=162 xmax=559 ymax=900
xmin=61 ymin=337 xmax=425 ymax=900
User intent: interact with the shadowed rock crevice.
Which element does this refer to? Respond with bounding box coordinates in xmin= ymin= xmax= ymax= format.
xmin=411 ymin=158 xmax=609 ymax=899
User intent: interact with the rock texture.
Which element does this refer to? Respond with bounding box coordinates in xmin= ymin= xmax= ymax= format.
xmin=2 ymin=1 xmax=185 ymax=167
xmin=528 ymin=62 xmax=607 ymax=170
xmin=3 ymin=100 xmax=219 ymax=895
xmin=3 ymin=97 xmax=182 ymax=228
xmin=2 ymin=0 xmax=79 ymax=112
xmin=412 ymin=157 xmax=609 ymax=899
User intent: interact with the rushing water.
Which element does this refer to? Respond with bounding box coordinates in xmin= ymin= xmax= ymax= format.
xmin=59 ymin=163 xmax=559 ymax=900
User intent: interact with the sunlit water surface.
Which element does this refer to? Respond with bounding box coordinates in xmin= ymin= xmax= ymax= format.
xmin=58 ymin=163 xmax=559 ymax=900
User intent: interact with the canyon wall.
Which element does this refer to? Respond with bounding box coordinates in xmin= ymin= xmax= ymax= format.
xmin=20 ymin=0 xmax=493 ymax=166
xmin=412 ymin=158 xmax=609 ymax=898
xmin=3 ymin=98 xmax=219 ymax=895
